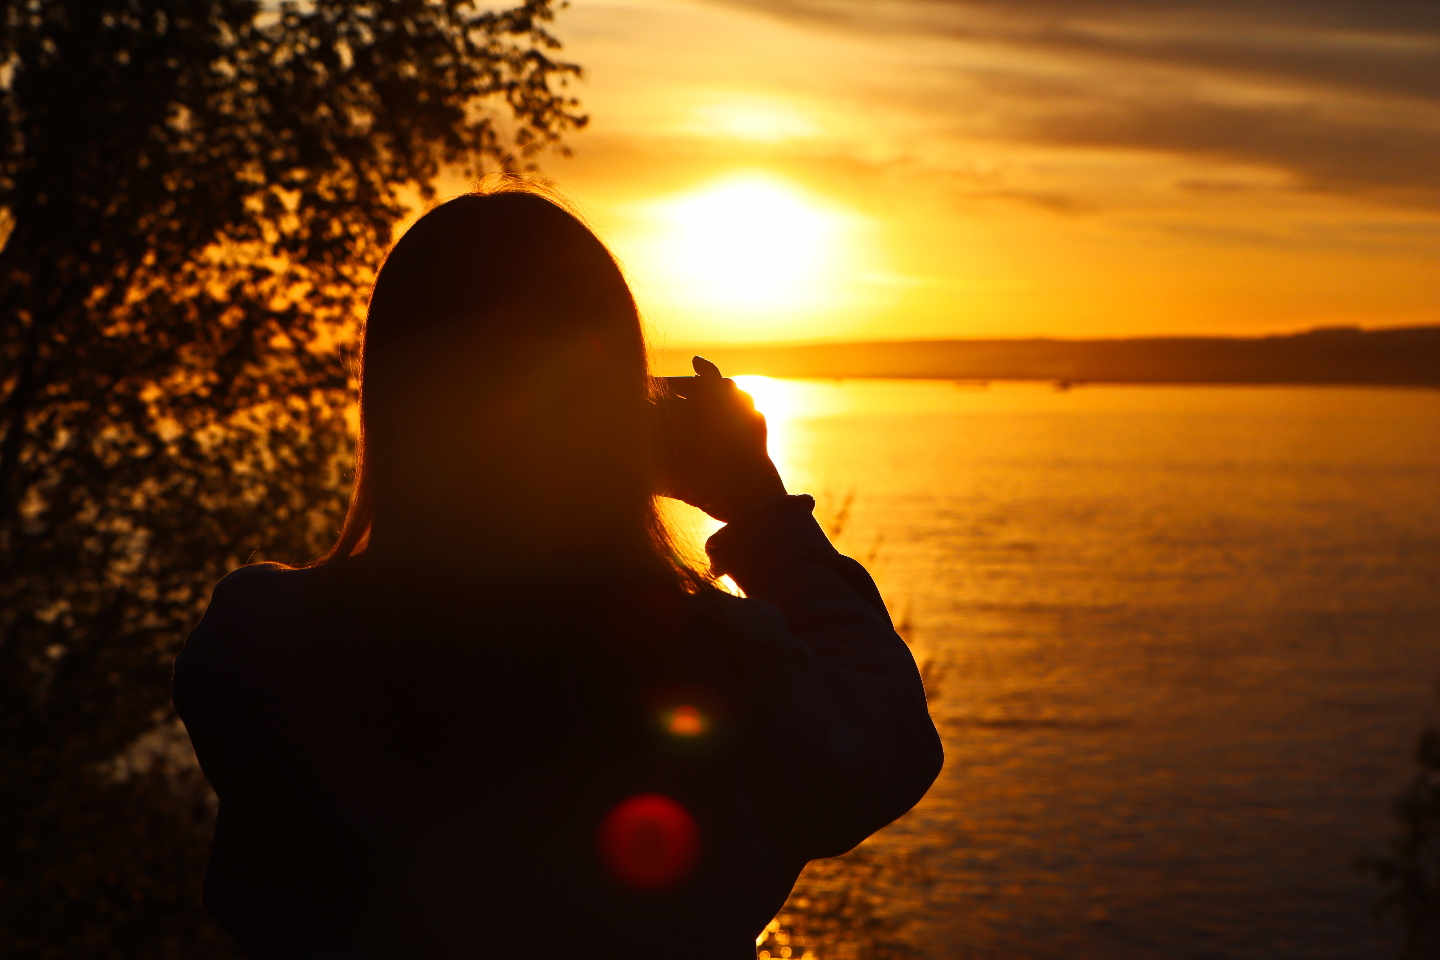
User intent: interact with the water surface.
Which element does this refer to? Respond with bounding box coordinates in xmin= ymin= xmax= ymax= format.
xmin=672 ymin=380 xmax=1440 ymax=959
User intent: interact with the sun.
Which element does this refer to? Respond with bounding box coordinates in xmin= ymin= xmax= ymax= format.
xmin=623 ymin=172 xmax=873 ymax=330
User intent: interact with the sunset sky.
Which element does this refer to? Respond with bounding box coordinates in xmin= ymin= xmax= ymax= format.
xmin=498 ymin=0 xmax=1439 ymax=344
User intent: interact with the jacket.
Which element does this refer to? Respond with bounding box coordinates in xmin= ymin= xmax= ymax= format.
xmin=173 ymin=494 xmax=943 ymax=958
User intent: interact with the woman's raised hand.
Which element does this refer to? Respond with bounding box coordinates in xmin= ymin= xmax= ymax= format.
xmin=656 ymin=357 xmax=787 ymax=523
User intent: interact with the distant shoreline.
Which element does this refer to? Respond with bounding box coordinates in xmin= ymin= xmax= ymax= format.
xmin=656 ymin=326 xmax=1440 ymax=387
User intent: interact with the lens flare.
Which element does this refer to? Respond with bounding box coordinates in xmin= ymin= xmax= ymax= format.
xmin=598 ymin=793 xmax=700 ymax=890
xmin=666 ymin=704 xmax=707 ymax=737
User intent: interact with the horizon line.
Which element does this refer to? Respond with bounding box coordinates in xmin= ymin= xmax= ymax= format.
xmin=654 ymin=323 xmax=1440 ymax=351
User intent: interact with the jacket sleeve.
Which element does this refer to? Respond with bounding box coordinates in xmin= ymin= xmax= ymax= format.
xmin=704 ymin=495 xmax=944 ymax=861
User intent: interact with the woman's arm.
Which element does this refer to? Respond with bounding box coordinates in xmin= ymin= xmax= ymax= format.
xmin=706 ymin=494 xmax=944 ymax=862
xmin=657 ymin=356 xmax=942 ymax=860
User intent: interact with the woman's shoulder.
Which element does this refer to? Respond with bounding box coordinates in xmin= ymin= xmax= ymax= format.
xmin=196 ymin=562 xmax=307 ymax=629
xmin=176 ymin=563 xmax=320 ymax=678
xmin=214 ymin=560 xmax=306 ymax=592
xmin=208 ymin=561 xmax=323 ymax=613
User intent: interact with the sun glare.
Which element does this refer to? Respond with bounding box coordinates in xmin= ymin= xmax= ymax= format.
xmin=730 ymin=375 xmax=843 ymax=481
xmin=731 ymin=375 xmax=792 ymax=421
xmin=658 ymin=378 xmax=847 ymax=572
xmin=733 ymin=375 xmax=794 ymax=475
xmin=625 ymin=172 xmax=872 ymax=327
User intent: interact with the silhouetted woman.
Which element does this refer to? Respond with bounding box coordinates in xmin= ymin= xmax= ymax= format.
xmin=174 ymin=189 xmax=943 ymax=959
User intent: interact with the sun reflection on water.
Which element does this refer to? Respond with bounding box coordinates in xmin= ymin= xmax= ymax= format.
xmin=732 ymin=375 xmax=846 ymax=481
xmin=659 ymin=377 xmax=848 ymax=572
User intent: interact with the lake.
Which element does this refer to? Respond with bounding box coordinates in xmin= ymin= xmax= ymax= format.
xmin=665 ymin=379 xmax=1440 ymax=960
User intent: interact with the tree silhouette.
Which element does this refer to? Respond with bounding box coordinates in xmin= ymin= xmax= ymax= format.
xmin=0 ymin=2 xmax=584 ymax=954
xmin=1362 ymin=686 xmax=1440 ymax=957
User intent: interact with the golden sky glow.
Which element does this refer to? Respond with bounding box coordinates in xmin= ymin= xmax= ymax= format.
xmin=488 ymin=0 xmax=1440 ymax=344
xmin=678 ymin=96 xmax=823 ymax=143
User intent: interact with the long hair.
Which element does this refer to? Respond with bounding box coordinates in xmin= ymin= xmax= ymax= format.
xmin=311 ymin=187 xmax=699 ymax=590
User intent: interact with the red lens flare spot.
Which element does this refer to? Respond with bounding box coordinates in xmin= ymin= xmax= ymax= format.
xmin=666 ymin=703 xmax=706 ymax=737
xmin=599 ymin=793 xmax=700 ymax=890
